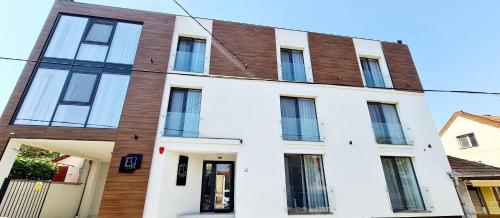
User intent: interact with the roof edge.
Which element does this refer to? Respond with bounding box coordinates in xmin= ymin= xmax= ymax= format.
xmin=439 ymin=111 xmax=500 ymax=136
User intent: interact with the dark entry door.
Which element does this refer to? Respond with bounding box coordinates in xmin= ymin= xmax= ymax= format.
xmin=200 ymin=161 xmax=234 ymax=213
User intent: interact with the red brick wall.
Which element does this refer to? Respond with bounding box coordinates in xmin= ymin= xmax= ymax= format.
xmin=308 ymin=33 xmax=364 ymax=87
xmin=382 ymin=42 xmax=423 ymax=92
xmin=210 ymin=20 xmax=278 ymax=80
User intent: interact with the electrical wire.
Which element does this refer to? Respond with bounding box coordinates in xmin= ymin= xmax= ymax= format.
xmin=172 ymin=0 xmax=249 ymax=70
xmin=1 ymin=56 xmax=499 ymax=96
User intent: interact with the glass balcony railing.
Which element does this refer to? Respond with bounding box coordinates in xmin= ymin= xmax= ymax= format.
xmin=286 ymin=191 xmax=330 ymax=214
xmin=173 ymin=51 xmax=205 ymax=73
xmin=281 ymin=117 xmax=320 ymax=142
xmin=372 ymin=122 xmax=411 ymax=145
xmin=164 ymin=112 xmax=200 ymax=138
xmin=281 ymin=62 xmax=307 ymax=82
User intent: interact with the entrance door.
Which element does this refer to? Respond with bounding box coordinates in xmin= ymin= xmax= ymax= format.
xmin=200 ymin=161 xmax=234 ymax=213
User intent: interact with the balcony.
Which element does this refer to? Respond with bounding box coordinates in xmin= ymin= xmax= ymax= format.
xmin=281 ymin=117 xmax=321 ymax=142
xmin=372 ymin=122 xmax=412 ymax=145
xmin=164 ymin=112 xmax=200 ymax=138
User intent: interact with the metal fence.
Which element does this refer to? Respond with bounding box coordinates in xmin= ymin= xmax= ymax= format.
xmin=0 ymin=178 xmax=51 ymax=218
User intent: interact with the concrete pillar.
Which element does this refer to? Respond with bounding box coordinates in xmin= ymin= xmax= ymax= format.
xmin=457 ymin=180 xmax=477 ymax=218
xmin=0 ymin=141 xmax=20 ymax=188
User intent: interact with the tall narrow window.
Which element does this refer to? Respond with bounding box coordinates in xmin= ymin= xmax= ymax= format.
xmin=14 ymin=15 xmax=141 ymax=128
xmin=174 ymin=37 xmax=206 ymax=73
xmin=280 ymin=97 xmax=320 ymax=141
xmin=284 ymin=154 xmax=329 ymax=214
xmin=360 ymin=58 xmax=387 ymax=88
xmin=381 ymin=157 xmax=425 ymax=212
xmin=281 ymin=49 xmax=307 ymax=82
xmin=367 ymin=102 xmax=407 ymax=145
xmin=164 ymin=88 xmax=202 ymax=137
xmin=456 ymin=133 xmax=479 ymax=148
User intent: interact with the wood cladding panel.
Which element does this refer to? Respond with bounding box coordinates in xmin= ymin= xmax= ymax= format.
xmin=308 ymin=33 xmax=363 ymax=86
xmin=210 ymin=20 xmax=278 ymax=80
xmin=0 ymin=1 xmax=173 ymax=217
xmin=382 ymin=42 xmax=423 ymax=92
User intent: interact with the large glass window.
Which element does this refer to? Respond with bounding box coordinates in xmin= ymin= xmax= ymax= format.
xmin=367 ymin=102 xmax=407 ymax=145
xmin=284 ymin=154 xmax=329 ymax=214
xmin=173 ymin=37 xmax=206 ymax=73
xmin=13 ymin=15 xmax=142 ymax=128
xmin=281 ymin=49 xmax=307 ymax=82
xmin=360 ymin=58 xmax=388 ymax=88
xmin=280 ymin=97 xmax=320 ymax=141
xmin=164 ymin=88 xmax=202 ymax=137
xmin=381 ymin=157 xmax=425 ymax=212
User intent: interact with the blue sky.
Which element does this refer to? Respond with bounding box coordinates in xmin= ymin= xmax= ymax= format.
xmin=1 ymin=0 xmax=499 ymax=129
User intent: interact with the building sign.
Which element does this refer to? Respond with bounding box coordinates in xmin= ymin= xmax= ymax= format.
xmin=119 ymin=153 xmax=143 ymax=173
xmin=176 ymin=155 xmax=189 ymax=186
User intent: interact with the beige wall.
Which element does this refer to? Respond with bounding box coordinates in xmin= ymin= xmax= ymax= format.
xmin=441 ymin=117 xmax=500 ymax=167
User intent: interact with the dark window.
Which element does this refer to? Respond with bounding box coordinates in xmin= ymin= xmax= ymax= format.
xmin=457 ymin=133 xmax=479 ymax=148
xmin=280 ymin=97 xmax=320 ymax=141
xmin=174 ymin=37 xmax=206 ymax=73
xmin=284 ymin=154 xmax=329 ymax=214
xmin=62 ymin=72 xmax=98 ymax=103
xmin=280 ymin=49 xmax=307 ymax=82
xmin=84 ymin=21 xmax=114 ymax=43
xmin=13 ymin=15 xmax=141 ymax=128
xmin=165 ymin=88 xmax=202 ymax=137
xmin=360 ymin=58 xmax=388 ymax=88
xmin=381 ymin=156 xmax=425 ymax=212
xmin=367 ymin=102 xmax=407 ymax=145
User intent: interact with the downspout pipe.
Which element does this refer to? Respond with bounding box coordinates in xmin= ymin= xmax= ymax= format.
xmin=448 ymin=171 xmax=467 ymax=218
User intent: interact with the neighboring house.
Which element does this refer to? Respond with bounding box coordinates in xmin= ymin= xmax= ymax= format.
xmin=52 ymin=155 xmax=85 ymax=183
xmin=441 ymin=111 xmax=500 ymax=168
xmin=448 ymin=156 xmax=500 ymax=218
xmin=0 ymin=0 xmax=463 ymax=217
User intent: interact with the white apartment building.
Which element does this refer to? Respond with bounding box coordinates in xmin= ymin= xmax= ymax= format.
xmin=142 ymin=16 xmax=463 ymax=218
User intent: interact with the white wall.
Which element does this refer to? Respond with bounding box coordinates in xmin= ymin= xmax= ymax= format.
xmin=57 ymin=156 xmax=85 ymax=183
xmin=167 ymin=16 xmax=213 ymax=75
xmin=275 ymin=28 xmax=314 ymax=82
xmin=144 ymin=73 xmax=463 ymax=218
xmin=39 ymin=183 xmax=84 ymax=218
xmin=441 ymin=116 xmax=500 ymax=167
xmin=353 ymin=38 xmax=394 ymax=88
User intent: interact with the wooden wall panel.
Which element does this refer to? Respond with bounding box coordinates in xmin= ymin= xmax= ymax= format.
xmin=210 ymin=20 xmax=278 ymax=80
xmin=382 ymin=42 xmax=423 ymax=92
xmin=308 ymin=33 xmax=363 ymax=87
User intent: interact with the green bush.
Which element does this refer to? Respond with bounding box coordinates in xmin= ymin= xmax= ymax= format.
xmin=9 ymin=156 xmax=57 ymax=180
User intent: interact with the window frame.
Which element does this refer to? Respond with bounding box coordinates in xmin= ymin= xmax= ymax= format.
xmin=82 ymin=19 xmax=116 ymax=45
xmin=280 ymin=96 xmax=321 ymax=142
xmin=456 ymin=133 xmax=479 ymax=149
xmin=360 ymin=57 xmax=388 ymax=88
xmin=284 ymin=154 xmax=330 ymax=214
xmin=173 ymin=36 xmax=207 ymax=73
xmin=11 ymin=14 xmax=139 ymax=128
xmin=381 ymin=156 xmax=426 ymax=212
xmin=367 ymin=102 xmax=408 ymax=145
xmin=280 ymin=48 xmax=307 ymax=82
xmin=164 ymin=87 xmax=203 ymax=137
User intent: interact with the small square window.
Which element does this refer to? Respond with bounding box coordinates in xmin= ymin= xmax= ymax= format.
xmin=457 ymin=133 xmax=479 ymax=148
xmin=85 ymin=21 xmax=113 ymax=43
xmin=63 ymin=73 xmax=98 ymax=103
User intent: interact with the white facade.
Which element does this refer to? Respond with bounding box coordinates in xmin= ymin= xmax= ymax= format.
xmin=441 ymin=115 xmax=500 ymax=167
xmin=142 ymin=20 xmax=463 ymax=218
xmin=143 ymin=73 xmax=463 ymax=218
